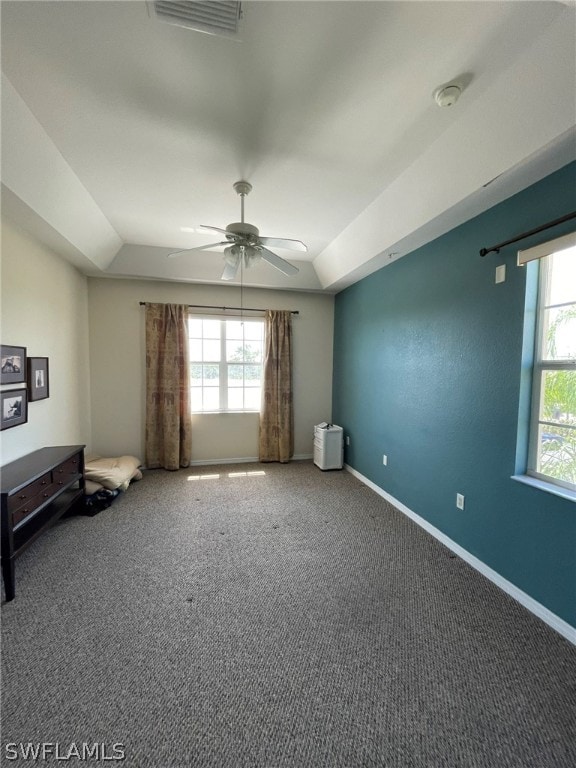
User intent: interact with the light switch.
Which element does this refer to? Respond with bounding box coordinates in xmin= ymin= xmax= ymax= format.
xmin=495 ymin=265 xmax=506 ymax=284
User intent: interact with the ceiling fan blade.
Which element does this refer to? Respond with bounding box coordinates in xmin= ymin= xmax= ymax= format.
xmin=259 ymin=247 xmax=299 ymax=276
xmin=198 ymin=225 xmax=236 ymax=239
xmin=258 ymin=236 xmax=307 ymax=252
xmin=221 ymin=260 xmax=240 ymax=281
xmin=167 ymin=241 xmax=228 ymax=258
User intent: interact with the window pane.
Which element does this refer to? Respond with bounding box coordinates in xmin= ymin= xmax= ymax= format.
xmin=228 ymin=388 xmax=244 ymax=410
xmin=245 ymin=342 xmax=262 ymax=363
xmin=542 ymin=306 xmax=576 ymax=361
xmin=203 ymin=340 xmax=220 ymax=361
xmin=188 ymin=318 xmax=203 ymax=336
xmin=540 ymin=369 xmax=576 ymax=427
xmin=203 ymin=364 xmax=219 ymax=386
xmin=245 ymin=365 xmax=261 ymax=385
xmin=191 ymin=387 xmax=203 ymax=410
xmin=547 ymin=247 xmax=576 ymax=306
xmin=190 ymin=365 xmax=202 ymax=386
xmin=226 ymin=320 xmax=244 ymax=339
xmin=226 ymin=341 xmax=245 ymax=362
xmin=228 ymin=365 xmax=244 ymax=385
xmin=536 ymin=423 xmax=576 ymax=486
xmin=189 ymin=339 xmax=202 ymax=361
xmin=244 ymin=388 xmax=261 ymax=410
xmin=244 ymin=322 xmax=263 ymax=341
xmin=203 ymin=319 xmax=221 ymax=338
xmin=203 ymin=388 xmax=220 ymax=411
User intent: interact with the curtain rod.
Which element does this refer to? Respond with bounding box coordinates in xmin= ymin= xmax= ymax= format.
xmin=479 ymin=211 xmax=576 ymax=257
xmin=139 ymin=302 xmax=299 ymax=315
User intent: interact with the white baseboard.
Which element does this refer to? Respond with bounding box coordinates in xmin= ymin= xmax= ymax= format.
xmin=188 ymin=453 xmax=313 ymax=467
xmin=345 ymin=464 xmax=576 ymax=646
xmin=189 ymin=457 xmax=259 ymax=466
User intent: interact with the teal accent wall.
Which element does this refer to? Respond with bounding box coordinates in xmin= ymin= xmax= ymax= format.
xmin=333 ymin=162 xmax=576 ymax=627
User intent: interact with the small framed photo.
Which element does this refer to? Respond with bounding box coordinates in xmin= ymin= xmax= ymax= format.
xmin=1 ymin=345 xmax=27 ymax=385
xmin=1 ymin=389 xmax=28 ymax=430
xmin=28 ymin=357 xmax=50 ymax=401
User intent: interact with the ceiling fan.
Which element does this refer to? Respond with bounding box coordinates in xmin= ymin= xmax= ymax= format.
xmin=168 ymin=181 xmax=306 ymax=280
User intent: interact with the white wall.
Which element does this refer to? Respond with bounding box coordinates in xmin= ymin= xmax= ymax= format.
xmin=87 ymin=278 xmax=334 ymax=463
xmin=0 ymin=217 xmax=91 ymax=464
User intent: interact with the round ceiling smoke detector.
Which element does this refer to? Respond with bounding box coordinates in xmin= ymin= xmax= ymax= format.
xmin=434 ymin=84 xmax=462 ymax=108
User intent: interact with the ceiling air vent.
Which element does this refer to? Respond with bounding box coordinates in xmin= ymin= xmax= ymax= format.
xmin=150 ymin=1 xmax=242 ymax=37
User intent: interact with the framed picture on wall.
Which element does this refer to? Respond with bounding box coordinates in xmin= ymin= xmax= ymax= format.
xmin=28 ymin=357 xmax=50 ymax=401
xmin=0 ymin=389 xmax=28 ymax=430
xmin=1 ymin=345 xmax=27 ymax=385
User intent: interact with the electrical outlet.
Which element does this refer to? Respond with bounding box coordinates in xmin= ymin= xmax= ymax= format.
xmin=382 ymin=454 xmax=388 ymax=466
xmin=456 ymin=493 xmax=465 ymax=510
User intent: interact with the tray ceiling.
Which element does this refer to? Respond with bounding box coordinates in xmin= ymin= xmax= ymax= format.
xmin=2 ymin=1 xmax=575 ymax=292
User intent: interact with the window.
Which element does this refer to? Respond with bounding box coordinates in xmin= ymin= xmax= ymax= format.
xmin=526 ymin=238 xmax=576 ymax=492
xmin=188 ymin=316 xmax=264 ymax=412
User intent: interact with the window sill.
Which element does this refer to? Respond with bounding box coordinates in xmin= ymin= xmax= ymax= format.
xmin=191 ymin=410 xmax=260 ymax=416
xmin=511 ymin=474 xmax=576 ymax=503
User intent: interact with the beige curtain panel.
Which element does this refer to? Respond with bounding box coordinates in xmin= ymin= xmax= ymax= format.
xmin=145 ymin=303 xmax=192 ymax=470
xmin=259 ymin=310 xmax=294 ymax=463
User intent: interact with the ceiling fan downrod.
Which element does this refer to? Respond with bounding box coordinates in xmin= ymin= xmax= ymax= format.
xmin=233 ymin=180 xmax=252 ymax=224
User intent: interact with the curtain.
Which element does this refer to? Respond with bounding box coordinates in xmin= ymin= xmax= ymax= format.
xmin=259 ymin=310 xmax=294 ymax=463
xmin=145 ymin=303 xmax=192 ymax=470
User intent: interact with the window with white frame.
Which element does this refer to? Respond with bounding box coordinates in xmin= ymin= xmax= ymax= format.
xmin=523 ymin=236 xmax=576 ymax=492
xmin=188 ymin=316 xmax=264 ymax=413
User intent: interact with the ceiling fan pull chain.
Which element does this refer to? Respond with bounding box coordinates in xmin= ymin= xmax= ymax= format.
xmin=240 ymin=258 xmax=244 ymax=324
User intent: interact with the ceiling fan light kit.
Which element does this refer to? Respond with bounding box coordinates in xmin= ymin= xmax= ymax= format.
xmin=224 ymin=244 xmax=260 ymax=267
xmin=169 ymin=180 xmax=305 ymax=281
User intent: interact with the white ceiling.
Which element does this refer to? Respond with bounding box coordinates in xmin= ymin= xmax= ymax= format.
xmin=2 ymin=1 xmax=575 ymax=292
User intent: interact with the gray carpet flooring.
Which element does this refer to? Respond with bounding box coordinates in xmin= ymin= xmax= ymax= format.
xmin=1 ymin=460 xmax=575 ymax=767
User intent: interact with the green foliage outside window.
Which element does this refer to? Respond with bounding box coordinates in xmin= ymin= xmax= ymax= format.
xmin=538 ymin=295 xmax=576 ymax=486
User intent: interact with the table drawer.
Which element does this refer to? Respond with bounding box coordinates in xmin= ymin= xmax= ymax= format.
xmin=53 ymin=455 xmax=81 ymax=482
xmin=11 ymin=484 xmax=59 ymax=526
xmin=7 ymin=472 xmax=52 ymax=515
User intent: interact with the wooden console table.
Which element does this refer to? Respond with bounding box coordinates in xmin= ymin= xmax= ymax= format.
xmin=1 ymin=445 xmax=85 ymax=602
